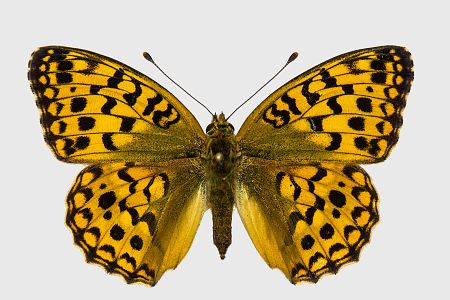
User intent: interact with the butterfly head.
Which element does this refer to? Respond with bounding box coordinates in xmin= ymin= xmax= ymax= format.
xmin=205 ymin=112 xmax=235 ymax=137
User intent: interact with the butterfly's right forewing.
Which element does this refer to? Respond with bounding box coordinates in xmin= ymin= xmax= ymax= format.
xmin=28 ymin=46 xmax=205 ymax=163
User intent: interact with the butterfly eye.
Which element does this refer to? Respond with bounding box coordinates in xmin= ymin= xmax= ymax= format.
xmin=206 ymin=123 xmax=215 ymax=134
xmin=229 ymin=124 xmax=235 ymax=132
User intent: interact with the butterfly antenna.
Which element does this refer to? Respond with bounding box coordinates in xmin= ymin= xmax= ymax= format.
xmin=143 ymin=52 xmax=214 ymax=117
xmin=226 ymin=52 xmax=299 ymax=121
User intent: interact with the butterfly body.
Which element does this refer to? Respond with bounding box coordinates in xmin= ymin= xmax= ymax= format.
xmin=29 ymin=45 xmax=413 ymax=286
xmin=204 ymin=112 xmax=238 ymax=258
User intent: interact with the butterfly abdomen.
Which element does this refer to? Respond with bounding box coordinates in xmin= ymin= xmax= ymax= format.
xmin=208 ymin=178 xmax=234 ymax=259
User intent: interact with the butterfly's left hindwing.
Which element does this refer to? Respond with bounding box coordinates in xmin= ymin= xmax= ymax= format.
xmin=28 ymin=46 xmax=205 ymax=163
xmin=67 ymin=159 xmax=207 ymax=285
xmin=235 ymin=157 xmax=378 ymax=283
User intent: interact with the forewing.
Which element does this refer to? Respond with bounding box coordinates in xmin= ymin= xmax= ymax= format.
xmin=235 ymin=158 xmax=378 ymax=283
xmin=28 ymin=46 xmax=205 ymax=163
xmin=237 ymin=46 xmax=413 ymax=164
xmin=66 ymin=159 xmax=207 ymax=285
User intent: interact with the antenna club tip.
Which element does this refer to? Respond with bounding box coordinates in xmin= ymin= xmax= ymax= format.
xmin=143 ymin=52 xmax=154 ymax=63
xmin=287 ymin=52 xmax=299 ymax=64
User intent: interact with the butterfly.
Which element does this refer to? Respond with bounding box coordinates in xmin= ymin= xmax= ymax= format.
xmin=28 ymin=45 xmax=413 ymax=286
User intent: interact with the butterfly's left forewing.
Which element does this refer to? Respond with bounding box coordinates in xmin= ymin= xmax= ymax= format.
xmin=67 ymin=159 xmax=207 ymax=285
xmin=235 ymin=158 xmax=378 ymax=283
xmin=237 ymin=46 xmax=413 ymax=164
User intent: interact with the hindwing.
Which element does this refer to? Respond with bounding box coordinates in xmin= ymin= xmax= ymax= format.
xmin=66 ymin=160 xmax=207 ymax=285
xmin=235 ymin=158 xmax=378 ymax=283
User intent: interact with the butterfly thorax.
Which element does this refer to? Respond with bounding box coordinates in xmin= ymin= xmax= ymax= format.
xmin=205 ymin=113 xmax=238 ymax=176
xmin=204 ymin=113 xmax=238 ymax=259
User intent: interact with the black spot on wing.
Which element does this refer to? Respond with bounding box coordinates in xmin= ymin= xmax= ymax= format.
xmin=123 ymin=78 xmax=142 ymax=106
xmin=98 ymin=191 xmax=116 ymax=209
xmin=62 ymin=138 xmax=76 ymax=156
xmin=332 ymin=209 xmax=341 ymax=219
xmin=354 ymin=136 xmax=368 ymax=150
xmin=314 ymin=196 xmax=325 ymax=211
xmin=90 ymin=85 xmax=101 ymax=94
xmin=130 ymin=235 xmax=143 ymax=251
xmin=79 ymin=208 xmax=93 ymax=222
xmin=329 ymin=243 xmax=346 ymax=257
xmin=128 ymin=208 xmax=140 ymax=226
xmin=276 ymin=172 xmax=287 ymax=195
xmin=103 ymin=211 xmax=112 ymax=220
xmin=371 ymin=72 xmax=387 ymax=84
xmin=368 ymin=139 xmax=382 ymax=156
xmin=56 ymin=72 xmax=72 ymax=84
xmin=370 ymin=60 xmax=385 ymax=71
xmin=58 ymin=121 xmax=67 ymax=134
xmin=289 ymin=175 xmax=301 ymax=201
xmin=70 ymin=97 xmax=87 ymax=112
xmin=308 ymin=116 xmax=324 ymax=131
xmin=118 ymin=169 xmax=134 ymax=182
xmin=74 ymin=136 xmax=90 ymax=149
xmin=301 ymin=234 xmax=315 ymax=250
xmin=308 ymin=252 xmax=326 ymax=269
xmin=376 ymin=121 xmax=385 ymax=134
xmin=348 ymin=117 xmax=365 ymax=131
xmin=342 ymin=84 xmax=354 ymax=94
xmin=329 ymin=190 xmax=346 ymax=208
xmin=310 ymin=167 xmax=327 ymax=181
xmin=325 ymin=133 xmax=342 ymax=151
xmin=141 ymin=212 xmax=157 ymax=235
xmin=57 ymin=60 xmax=73 ymax=71
xmin=143 ymin=94 xmax=163 ymax=116
xmin=86 ymin=226 xmax=101 ymax=240
xmin=120 ymin=117 xmax=136 ymax=132
xmin=321 ymin=69 xmax=337 ymax=88
xmin=78 ymin=116 xmax=95 ymax=131
xmin=344 ymin=225 xmax=358 ymax=240
xmin=152 ymin=104 xmax=180 ymax=129
xmin=110 ymin=224 xmax=125 ymax=241
xmin=108 ymin=69 xmax=124 ymax=88
xmin=327 ymin=97 xmax=342 ymax=114
xmin=302 ymin=80 xmax=320 ymax=106
xmin=281 ymin=93 xmax=302 ymax=115
xmin=263 ymin=103 xmax=290 ymax=128
xmin=305 ymin=207 xmax=316 ymax=225
xmin=356 ymin=97 xmax=372 ymax=112
xmin=102 ymin=133 xmax=118 ymax=151
xmin=80 ymin=188 xmax=94 ymax=202
xmin=101 ymin=97 xmax=117 ymax=114
xmin=320 ymin=223 xmax=334 ymax=239
xmin=120 ymin=253 xmax=137 ymax=269
xmin=99 ymin=244 xmax=116 ymax=257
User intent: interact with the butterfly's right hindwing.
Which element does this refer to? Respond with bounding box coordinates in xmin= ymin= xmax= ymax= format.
xmin=66 ymin=159 xmax=207 ymax=286
xmin=28 ymin=46 xmax=205 ymax=163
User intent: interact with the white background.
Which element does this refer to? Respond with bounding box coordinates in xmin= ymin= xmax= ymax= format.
xmin=2 ymin=1 xmax=449 ymax=299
